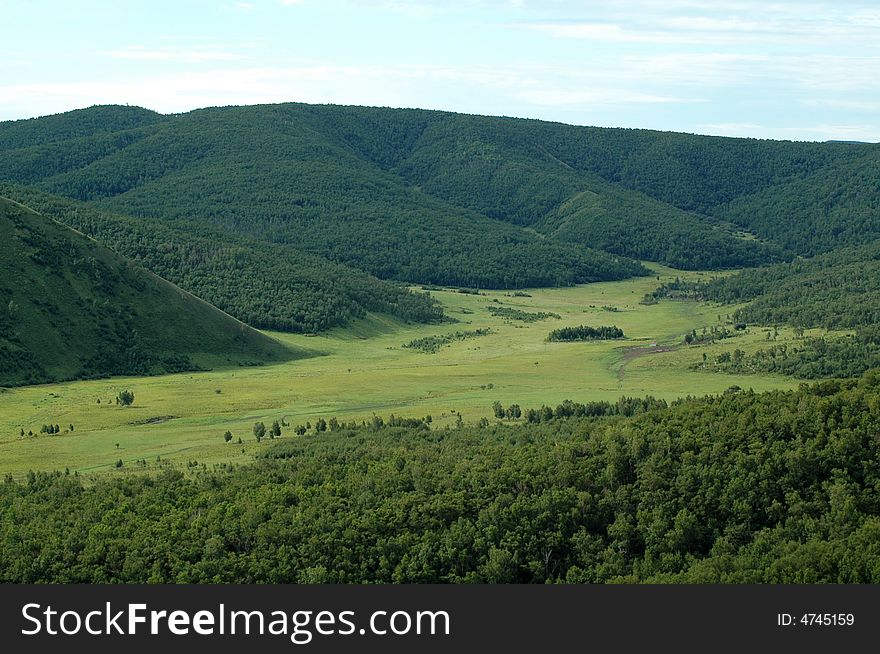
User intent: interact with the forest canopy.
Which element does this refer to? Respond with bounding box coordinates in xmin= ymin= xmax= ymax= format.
xmin=2 ymin=373 xmax=879 ymax=583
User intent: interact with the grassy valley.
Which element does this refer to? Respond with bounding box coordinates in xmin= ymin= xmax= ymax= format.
xmin=0 ymin=265 xmax=799 ymax=477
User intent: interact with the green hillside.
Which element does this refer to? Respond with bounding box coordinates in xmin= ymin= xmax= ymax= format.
xmin=289 ymin=105 xmax=878 ymax=261
xmin=712 ymin=149 xmax=880 ymax=255
xmin=0 ymin=105 xmax=647 ymax=288
xmin=646 ymin=243 xmax=880 ymax=379
xmin=0 ymin=184 xmax=443 ymax=332
xmin=699 ymin=242 xmax=880 ymax=330
xmin=3 ymin=104 xmax=877 ymax=277
xmin=0 ymin=105 xmax=162 ymax=151
xmin=0 ymin=197 xmax=299 ymax=387
xmin=356 ymin=109 xmax=779 ymax=268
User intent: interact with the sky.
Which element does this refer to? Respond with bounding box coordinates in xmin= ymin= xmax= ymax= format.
xmin=1 ymin=0 xmax=879 ymax=141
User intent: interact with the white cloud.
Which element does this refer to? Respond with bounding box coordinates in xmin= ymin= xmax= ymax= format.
xmin=659 ymin=16 xmax=793 ymax=33
xmin=105 ymin=46 xmax=241 ymax=62
xmin=801 ymin=98 xmax=880 ymax=112
xmin=516 ymin=0 xmax=880 ymax=48
xmin=520 ymin=19 xmax=878 ymax=46
xmin=768 ymin=55 xmax=880 ymax=92
xmin=235 ymin=2 xmax=255 ymax=9
xmin=0 ymin=61 xmax=703 ymax=122
xmin=514 ymin=88 xmax=703 ymax=106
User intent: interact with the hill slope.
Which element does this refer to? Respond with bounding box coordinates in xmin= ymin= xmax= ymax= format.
xmin=0 ymin=198 xmax=298 ymax=387
xmin=2 ymin=103 xmax=877 ymax=278
xmin=0 ymin=184 xmax=444 ymax=332
xmin=0 ymin=105 xmax=648 ymax=288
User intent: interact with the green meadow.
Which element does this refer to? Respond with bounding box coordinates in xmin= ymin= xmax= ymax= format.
xmin=0 ymin=264 xmax=799 ymax=477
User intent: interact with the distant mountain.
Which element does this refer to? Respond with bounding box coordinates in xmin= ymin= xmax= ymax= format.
xmin=0 ymin=105 xmax=648 ymax=288
xmin=1 ymin=103 xmax=878 ymax=283
xmin=0 ymin=197 xmax=299 ymax=387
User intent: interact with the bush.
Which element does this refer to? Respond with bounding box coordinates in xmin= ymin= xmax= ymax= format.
xmin=116 ymin=390 xmax=135 ymax=406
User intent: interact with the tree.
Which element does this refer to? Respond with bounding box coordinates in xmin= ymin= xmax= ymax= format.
xmin=493 ymin=401 xmax=505 ymax=419
xmin=116 ymin=390 xmax=135 ymax=406
xmin=315 ymin=418 xmax=327 ymax=432
xmin=224 ymin=430 xmax=233 ymax=443
xmin=253 ymin=422 xmax=266 ymax=441
xmin=270 ymin=421 xmax=282 ymax=439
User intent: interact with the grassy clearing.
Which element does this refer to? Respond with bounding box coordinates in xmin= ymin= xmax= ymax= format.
xmin=0 ymin=264 xmax=800 ymax=477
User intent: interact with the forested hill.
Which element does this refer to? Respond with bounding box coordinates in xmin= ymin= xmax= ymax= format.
xmin=2 ymin=103 xmax=876 ymax=282
xmin=0 ymin=197 xmax=299 ymax=387
xmin=0 ymin=105 xmax=648 ymax=288
xmin=316 ymin=106 xmax=875 ymax=258
xmin=0 ymin=184 xmax=444 ymax=333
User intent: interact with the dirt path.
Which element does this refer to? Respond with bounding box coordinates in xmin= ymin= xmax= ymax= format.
xmin=616 ymin=343 xmax=682 ymax=383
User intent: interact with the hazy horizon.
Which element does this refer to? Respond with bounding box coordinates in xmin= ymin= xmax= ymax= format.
xmin=2 ymin=0 xmax=879 ymax=142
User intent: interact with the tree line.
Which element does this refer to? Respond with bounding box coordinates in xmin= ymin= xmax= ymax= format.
xmin=2 ymin=373 xmax=879 ymax=582
xmin=547 ymin=325 xmax=624 ymax=341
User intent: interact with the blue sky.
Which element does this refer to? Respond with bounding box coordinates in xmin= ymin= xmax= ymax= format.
xmin=2 ymin=0 xmax=879 ymax=141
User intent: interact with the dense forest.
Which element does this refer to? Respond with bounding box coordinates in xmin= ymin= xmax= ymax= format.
xmin=698 ymin=243 xmax=880 ymax=330
xmin=281 ymin=104 xmax=879 ymax=262
xmin=697 ymin=327 xmax=880 ymax=380
xmin=2 ymin=104 xmax=877 ymax=282
xmin=2 ymin=374 xmax=879 ymax=583
xmin=0 ymin=105 xmax=649 ymax=288
xmin=0 ymin=185 xmax=443 ymax=332
xmin=644 ymin=242 xmax=880 ymax=380
xmin=3 ymin=103 xmax=877 ymax=291
xmin=649 ymin=244 xmax=880 ymax=331
xmin=0 ymin=198 xmax=298 ymax=387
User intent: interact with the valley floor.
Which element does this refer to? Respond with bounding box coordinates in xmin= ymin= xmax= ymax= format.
xmin=0 ymin=264 xmax=800 ymax=477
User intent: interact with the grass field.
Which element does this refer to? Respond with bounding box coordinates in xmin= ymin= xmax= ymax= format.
xmin=0 ymin=264 xmax=802 ymax=478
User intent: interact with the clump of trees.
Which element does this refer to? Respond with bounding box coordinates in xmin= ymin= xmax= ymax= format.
xmin=684 ymin=325 xmax=736 ymax=345
xmin=547 ymin=325 xmax=624 ymax=341
xmin=403 ymin=329 xmax=491 ymax=354
xmin=116 ymin=390 xmax=135 ymax=406
xmin=492 ymin=402 xmax=522 ymax=419
xmin=487 ymin=306 xmax=560 ymax=322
